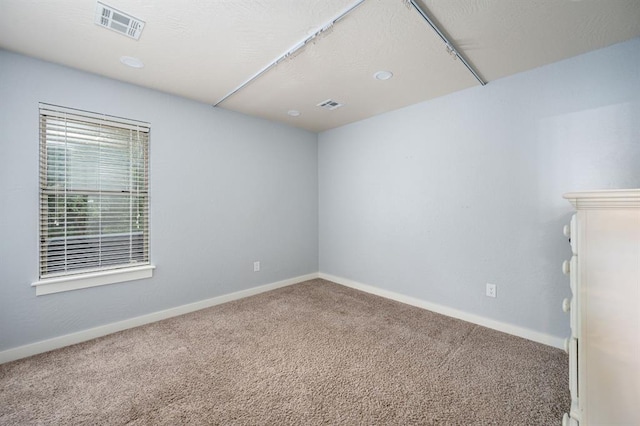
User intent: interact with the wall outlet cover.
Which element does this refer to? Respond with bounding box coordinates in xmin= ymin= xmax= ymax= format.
xmin=486 ymin=283 xmax=497 ymax=298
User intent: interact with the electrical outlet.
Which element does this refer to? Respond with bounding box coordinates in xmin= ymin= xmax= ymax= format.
xmin=253 ymin=261 xmax=260 ymax=272
xmin=486 ymin=283 xmax=497 ymax=298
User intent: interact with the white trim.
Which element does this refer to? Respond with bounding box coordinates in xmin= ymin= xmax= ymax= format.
xmin=3 ymin=271 xmax=563 ymax=364
xmin=2 ymin=272 xmax=319 ymax=364
xmin=319 ymin=272 xmax=565 ymax=349
xmin=32 ymin=265 xmax=156 ymax=296
xmin=564 ymin=189 xmax=640 ymax=209
xmin=39 ymin=102 xmax=150 ymax=131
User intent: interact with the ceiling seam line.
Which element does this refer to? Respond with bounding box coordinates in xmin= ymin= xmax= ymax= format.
xmin=212 ymin=0 xmax=367 ymax=108
xmin=408 ymin=0 xmax=486 ymax=86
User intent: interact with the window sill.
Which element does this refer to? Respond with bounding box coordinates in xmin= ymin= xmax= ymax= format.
xmin=32 ymin=265 xmax=155 ymax=296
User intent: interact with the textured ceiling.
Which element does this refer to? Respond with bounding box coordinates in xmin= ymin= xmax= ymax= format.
xmin=1 ymin=0 xmax=639 ymax=132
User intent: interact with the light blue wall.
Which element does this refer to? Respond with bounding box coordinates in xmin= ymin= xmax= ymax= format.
xmin=0 ymin=50 xmax=319 ymax=351
xmin=318 ymin=37 xmax=640 ymax=339
xmin=2 ymin=37 xmax=639 ymax=353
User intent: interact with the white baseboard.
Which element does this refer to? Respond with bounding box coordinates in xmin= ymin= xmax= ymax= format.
xmin=0 ymin=273 xmax=320 ymax=364
xmin=1 ymin=271 xmax=564 ymax=364
xmin=319 ymin=273 xmax=565 ymax=350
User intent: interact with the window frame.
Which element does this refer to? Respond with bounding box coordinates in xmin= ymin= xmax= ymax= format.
xmin=32 ymin=103 xmax=154 ymax=295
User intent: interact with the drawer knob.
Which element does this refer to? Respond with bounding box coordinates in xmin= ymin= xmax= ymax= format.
xmin=562 ymin=260 xmax=570 ymax=275
xmin=562 ymin=298 xmax=571 ymax=313
xmin=563 ymin=224 xmax=571 ymax=238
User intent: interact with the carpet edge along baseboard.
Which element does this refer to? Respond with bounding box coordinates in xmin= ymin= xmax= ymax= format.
xmin=318 ymin=273 xmax=565 ymax=350
xmin=0 ymin=273 xmax=319 ymax=364
xmin=0 ymin=272 xmax=564 ymax=364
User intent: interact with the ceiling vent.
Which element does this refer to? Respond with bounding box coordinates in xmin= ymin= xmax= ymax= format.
xmin=95 ymin=2 xmax=145 ymax=40
xmin=317 ymin=99 xmax=344 ymax=111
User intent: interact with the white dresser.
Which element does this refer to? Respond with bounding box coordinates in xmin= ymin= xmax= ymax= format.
xmin=561 ymin=189 xmax=640 ymax=426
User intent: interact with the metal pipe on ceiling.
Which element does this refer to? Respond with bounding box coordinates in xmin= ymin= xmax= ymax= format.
xmin=408 ymin=0 xmax=486 ymax=86
xmin=213 ymin=0 xmax=366 ymax=107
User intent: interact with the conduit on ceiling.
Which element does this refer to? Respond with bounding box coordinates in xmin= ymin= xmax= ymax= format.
xmin=214 ymin=0 xmax=366 ymax=107
xmin=406 ymin=0 xmax=486 ymax=86
xmin=213 ymin=0 xmax=485 ymax=108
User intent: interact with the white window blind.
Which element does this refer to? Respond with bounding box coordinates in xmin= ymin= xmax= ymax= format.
xmin=39 ymin=103 xmax=150 ymax=279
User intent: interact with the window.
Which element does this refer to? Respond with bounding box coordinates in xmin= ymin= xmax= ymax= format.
xmin=34 ymin=103 xmax=153 ymax=295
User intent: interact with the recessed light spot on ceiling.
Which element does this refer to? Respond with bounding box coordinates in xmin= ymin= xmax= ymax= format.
xmin=374 ymin=71 xmax=393 ymax=81
xmin=287 ymin=110 xmax=301 ymax=117
xmin=120 ymin=56 xmax=144 ymax=68
xmin=317 ymin=99 xmax=343 ymax=111
xmin=95 ymin=2 xmax=145 ymax=40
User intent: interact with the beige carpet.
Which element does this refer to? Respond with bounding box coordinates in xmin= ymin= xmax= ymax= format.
xmin=0 ymin=279 xmax=569 ymax=425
